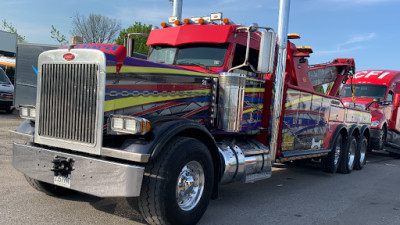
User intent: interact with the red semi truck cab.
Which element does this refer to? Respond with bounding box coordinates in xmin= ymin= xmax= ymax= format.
xmin=342 ymin=70 xmax=400 ymax=156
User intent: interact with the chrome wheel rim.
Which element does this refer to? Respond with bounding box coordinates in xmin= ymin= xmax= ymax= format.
xmin=348 ymin=141 xmax=356 ymax=169
xmin=334 ymin=139 xmax=341 ymax=165
xmin=359 ymin=141 xmax=366 ymax=164
xmin=176 ymin=161 xmax=205 ymax=211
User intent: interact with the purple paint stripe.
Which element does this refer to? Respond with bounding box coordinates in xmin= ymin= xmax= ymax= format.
xmin=123 ymin=57 xmax=200 ymax=72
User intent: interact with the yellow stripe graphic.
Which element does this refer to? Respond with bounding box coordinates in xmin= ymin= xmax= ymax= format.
xmin=243 ymin=105 xmax=264 ymax=114
xmin=285 ymin=95 xmax=322 ymax=107
xmin=104 ymin=89 xmax=210 ymax=112
xmin=245 ymin=88 xmax=265 ymax=93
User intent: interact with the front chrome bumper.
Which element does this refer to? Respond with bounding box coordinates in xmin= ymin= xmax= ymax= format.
xmin=13 ymin=143 xmax=144 ymax=197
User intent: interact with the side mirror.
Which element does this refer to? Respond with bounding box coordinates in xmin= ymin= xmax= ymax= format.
xmin=257 ymin=31 xmax=276 ymax=74
xmin=394 ymin=93 xmax=400 ymax=107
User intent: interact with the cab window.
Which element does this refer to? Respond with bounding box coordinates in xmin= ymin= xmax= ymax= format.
xmin=231 ymin=44 xmax=259 ymax=76
xmin=386 ymin=90 xmax=394 ymax=103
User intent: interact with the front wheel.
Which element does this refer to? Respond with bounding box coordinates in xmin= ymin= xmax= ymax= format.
xmin=338 ymin=136 xmax=357 ymax=174
xmin=138 ymin=137 xmax=214 ymax=225
xmin=372 ymin=128 xmax=386 ymax=150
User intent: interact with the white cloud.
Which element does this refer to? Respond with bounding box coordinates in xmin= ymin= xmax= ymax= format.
xmin=315 ymin=33 xmax=376 ymax=55
xmin=338 ymin=33 xmax=376 ymax=48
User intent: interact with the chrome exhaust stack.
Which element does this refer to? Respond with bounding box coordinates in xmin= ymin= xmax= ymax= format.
xmin=217 ymin=72 xmax=246 ymax=132
xmin=269 ymin=0 xmax=291 ymax=162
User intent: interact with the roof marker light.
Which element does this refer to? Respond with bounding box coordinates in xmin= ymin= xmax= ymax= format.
xmin=198 ymin=18 xmax=205 ymax=24
xmin=174 ymin=20 xmax=181 ymax=25
xmin=223 ymin=18 xmax=230 ymax=24
xmin=296 ymin=46 xmax=313 ymax=53
xmin=161 ymin=22 xmax=168 ymax=28
xmin=183 ymin=18 xmax=191 ymax=24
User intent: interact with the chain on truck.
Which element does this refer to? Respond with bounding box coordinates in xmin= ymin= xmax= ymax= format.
xmin=11 ymin=0 xmax=372 ymax=224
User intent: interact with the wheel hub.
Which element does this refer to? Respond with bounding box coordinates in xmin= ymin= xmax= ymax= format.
xmin=348 ymin=141 xmax=356 ymax=169
xmin=176 ymin=161 xmax=205 ymax=211
xmin=334 ymin=145 xmax=341 ymax=165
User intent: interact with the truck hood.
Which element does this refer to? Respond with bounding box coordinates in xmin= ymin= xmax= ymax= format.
xmin=342 ymin=97 xmax=375 ymax=108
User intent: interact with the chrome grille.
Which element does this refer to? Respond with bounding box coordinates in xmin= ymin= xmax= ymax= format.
xmin=38 ymin=64 xmax=98 ymax=144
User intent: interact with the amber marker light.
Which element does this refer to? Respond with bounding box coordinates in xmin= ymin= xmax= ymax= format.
xmin=304 ymin=46 xmax=313 ymax=53
xmin=198 ymin=18 xmax=205 ymax=24
xmin=223 ymin=18 xmax=230 ymax=24
xmin=288 ymin=33 xmax=301 ymax=39
xmin=183 ymin=18 xmax=190 ymax=24
xmin=174 ymin=20 xmax=181 ymax=25
xmin=161 ymin=22 xmax=168 ymax=28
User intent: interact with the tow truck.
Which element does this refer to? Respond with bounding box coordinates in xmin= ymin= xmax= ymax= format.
xmin=12 ymin=0 xmax=371 ymax=224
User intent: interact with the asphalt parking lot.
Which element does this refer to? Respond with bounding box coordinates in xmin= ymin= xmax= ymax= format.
xmin=1 ymin=110 xmax=400 ymax=225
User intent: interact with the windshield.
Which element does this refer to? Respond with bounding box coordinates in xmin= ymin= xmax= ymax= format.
xmin=341 ymin=84 xmax=387 ymax=100
xmin=148 ymin=43 xmax=228 ymax=68
xmin=0 ymin=69 xmax=11 ymax=85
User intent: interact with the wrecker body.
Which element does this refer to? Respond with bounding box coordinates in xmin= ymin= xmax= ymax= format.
xmin=12 ymin=3 xmax=371 ymax=224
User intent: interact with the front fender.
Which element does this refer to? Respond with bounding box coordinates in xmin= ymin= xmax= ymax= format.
xmin=330 ymin=124 xmax=348 ymax=149
xmin=120 ymin=117 xmax=218 ymax=160
xmin=371 ymin=110 xmax=386 ymax=129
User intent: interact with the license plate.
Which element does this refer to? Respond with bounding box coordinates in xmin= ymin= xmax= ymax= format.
xmin=54 ymin=174 xmax=71 ymax=188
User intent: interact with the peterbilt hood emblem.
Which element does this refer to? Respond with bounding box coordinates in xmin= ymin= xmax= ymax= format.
xmin=63 ymin=53 xmax=75 ymax=61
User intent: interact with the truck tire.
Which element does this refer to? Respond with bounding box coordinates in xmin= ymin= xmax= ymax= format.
xmin=138 ymin=137 xmax=214 ymax=225
xmin=338 ymin=136 xmax=356 ymax=174
xmin=354 ymin=136 xmax=367 ymax=170
xmin=321 ymin=134 xmax=343 ymax=173
xmin=24 ymin=175 xmax=72 ymax=196
xmin=372 ymin=128 xmax=386 ymax=150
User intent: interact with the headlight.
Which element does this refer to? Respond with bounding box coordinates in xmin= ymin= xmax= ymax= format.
xmin=109 ymin=115 xmax=151 ymax=135
xmin=19 ymin=106 xmax=36 ymax=121
xmin=371 ymin=120 xmax=380 ymax=127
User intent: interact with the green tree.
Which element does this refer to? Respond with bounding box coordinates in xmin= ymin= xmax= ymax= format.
xmin=315 ymin=85 xmax=325 ymax=94
xmin=1 ymin=19 xmax=25 ymax=42
xmin=116 ymin=22 xmax=152 ymax=55
xmin=50 ymin=25 xmax=68 ymax=45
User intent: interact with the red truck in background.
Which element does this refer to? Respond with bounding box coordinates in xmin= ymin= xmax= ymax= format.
xmin=342 ymin=70 xmax=400 ymax=158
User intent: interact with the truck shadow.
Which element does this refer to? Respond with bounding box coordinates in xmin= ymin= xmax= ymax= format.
xmin=52 ymin=151 xmax=397 ymax=224
xmin=56 ymin=192 xmax=145 ymax=224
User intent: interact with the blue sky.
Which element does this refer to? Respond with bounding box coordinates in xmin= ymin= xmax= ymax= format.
xmin=1 ymin=0 xmax=399 ymax=70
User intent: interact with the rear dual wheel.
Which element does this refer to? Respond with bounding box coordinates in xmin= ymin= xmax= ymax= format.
xmin=322 ymin=134 xmax=366 ymax=174
xmin=338 ymin=136 xmax=357 ymax=174
xmin=321 ymin=134 xmax=343 ymax=173
xmin=354 ymin=136 xmax=367 ymax=170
